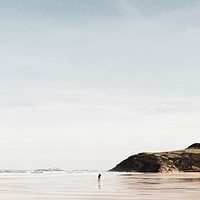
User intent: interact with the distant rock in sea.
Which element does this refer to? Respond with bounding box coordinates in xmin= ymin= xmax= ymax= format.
xmin=110 ymin=143 xmax=200 ymax=173
xmin=31 ymin=167 xmax=64 ymax=173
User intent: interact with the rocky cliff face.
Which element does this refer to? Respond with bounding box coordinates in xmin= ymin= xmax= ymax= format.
xmin=110 ymin=144 xmax=200 ymax=173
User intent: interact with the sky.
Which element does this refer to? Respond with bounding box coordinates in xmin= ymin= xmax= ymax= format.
xmin=0 ymin=0 xmax=200 ymax=170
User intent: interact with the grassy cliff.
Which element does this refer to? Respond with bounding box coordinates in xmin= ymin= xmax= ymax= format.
xmin=110 ymin=144 xmax=200 ymax=173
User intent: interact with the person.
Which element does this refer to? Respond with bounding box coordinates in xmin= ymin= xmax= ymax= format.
xmin=98 ymin=173 xmax=101 ymax=181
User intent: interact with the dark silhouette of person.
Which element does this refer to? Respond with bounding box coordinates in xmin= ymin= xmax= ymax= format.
xmin=98 ymin=173 xmax=101 ymax=181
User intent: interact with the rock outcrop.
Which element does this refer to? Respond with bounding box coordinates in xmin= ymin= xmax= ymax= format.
xmin=187 ymin=143 xmax=200 ymax=149
xmin=110 ymin=144 xmax=200 ymax=173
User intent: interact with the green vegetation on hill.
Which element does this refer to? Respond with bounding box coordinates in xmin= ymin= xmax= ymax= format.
xmin=110 ymin=144 xmax=200 ymax=173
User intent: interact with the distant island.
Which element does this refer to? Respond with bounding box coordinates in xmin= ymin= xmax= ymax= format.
xmin=110 ymin=143 xmax=200 ymax=173
xmin=31 ymin=167 xmax=64 ymax=173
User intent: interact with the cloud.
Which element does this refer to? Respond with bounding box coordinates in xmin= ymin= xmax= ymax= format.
xmin=1 ymin=0 xmax=200 ymax=95
xmin=0 ymin=1 xmax=200 ymax=169
xmin=0 ymin=84 xmax=200 ymax=169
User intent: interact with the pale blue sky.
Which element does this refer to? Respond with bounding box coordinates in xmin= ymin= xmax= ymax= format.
xmin=0 ymin=0 xmax=200 ymax=170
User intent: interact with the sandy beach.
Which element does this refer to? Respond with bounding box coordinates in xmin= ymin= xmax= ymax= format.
xmin=0 ymin=171 xmax=200 ymax=200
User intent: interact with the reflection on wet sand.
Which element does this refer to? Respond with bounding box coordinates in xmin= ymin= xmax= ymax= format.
xmin=117 ymin=173 xmax=200 ymax=199
xmin=98 ymin=179 xmax=101 ymax=189
xmin=0 ymin=172 xmax=200 ymax=199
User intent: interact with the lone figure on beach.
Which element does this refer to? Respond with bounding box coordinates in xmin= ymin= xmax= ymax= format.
xmin=98 ymin=173 xmax=101 ymax=181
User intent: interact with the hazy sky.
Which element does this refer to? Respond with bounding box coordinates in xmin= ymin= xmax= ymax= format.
xmin=0 ymin=0 xmax=200 ymax=170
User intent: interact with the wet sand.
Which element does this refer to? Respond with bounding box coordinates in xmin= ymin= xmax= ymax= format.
xmin=0 ymin=171 xmax=200 ymax=199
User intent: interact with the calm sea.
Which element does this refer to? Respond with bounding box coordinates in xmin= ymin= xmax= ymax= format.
xmin=0 ymin=170 xmax=200 ymax=199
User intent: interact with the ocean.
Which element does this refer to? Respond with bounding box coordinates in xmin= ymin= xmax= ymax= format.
xmin=0 ymin=170 xmax=200 ymax=199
